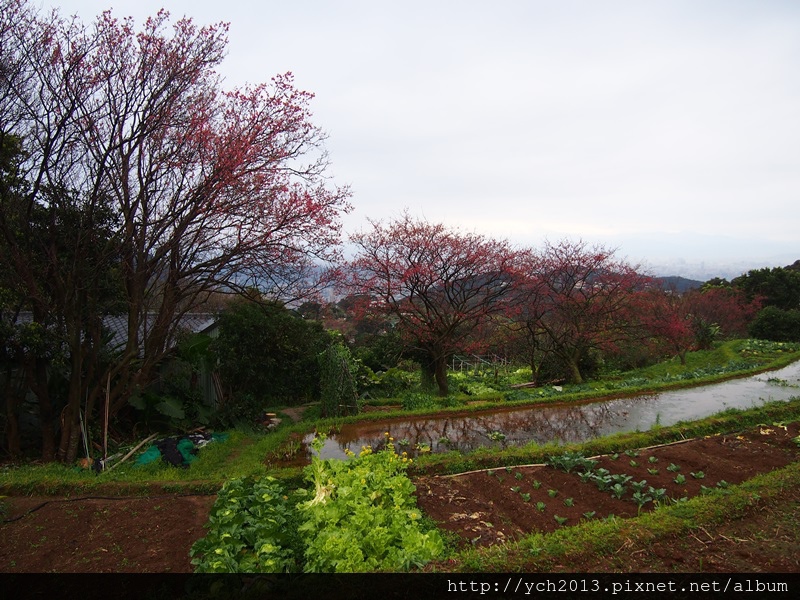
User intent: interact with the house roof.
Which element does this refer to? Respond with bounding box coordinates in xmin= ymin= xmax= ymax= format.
xmin=5 ymin=311 xmax=217 ymax=353
xmin=102 ymin=312 xmax=217 ymax=352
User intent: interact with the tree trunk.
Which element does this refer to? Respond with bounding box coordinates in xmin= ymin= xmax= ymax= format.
xmin=4 ymin=373 xmax=22 ymax=458
xmin=58 ymin=342 xmax=84 ymax=463
xmin=433 ymin=354 xmax=449 ymax=397
xmin=566 ymin=356 xmax=583 ymax=384
xmin=528 ymin=348 xmax=541 ymax=386
xmin=40 ymin=420 xmax=56 ymax=462
xmin=26 ymin=358 xmax=56 ymax=461
xmin=37 ymin=393 xmax=56 ymax=462
xmin=57 ymin=390 xmax=82 ymax=464
xmin=420 ymin=359 xmax=437 ymax=393
xmin=62 ymin=417 xmax=81 ymax=464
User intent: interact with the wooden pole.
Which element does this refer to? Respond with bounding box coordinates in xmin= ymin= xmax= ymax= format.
xmin=103 ymin=373 xmax=110 ymax=462
xmin=106 ymin=433 xmax=158 ymax=472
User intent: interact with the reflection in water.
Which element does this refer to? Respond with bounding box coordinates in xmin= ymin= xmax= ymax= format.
xmin=305 ymin=361 xmax=800 ymax=460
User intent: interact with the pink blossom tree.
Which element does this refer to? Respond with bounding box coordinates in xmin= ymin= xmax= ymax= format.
xmin=518 ymin=240 xmax=650 ymax=384
xmin=0 ymin=0 xmax=350 ymax=460
xmin=347 ymin=212 xmax=521 ymax=396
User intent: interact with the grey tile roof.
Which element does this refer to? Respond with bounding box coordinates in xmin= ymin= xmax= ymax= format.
xmin=6 ymin=311 xmax=216 ymax=354
xmin=102 ymin=312 xmax=216 ymax=352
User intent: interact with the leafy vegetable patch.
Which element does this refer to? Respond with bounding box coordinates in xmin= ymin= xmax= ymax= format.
xmin=191 ymin=434 xmax=444 ymax=572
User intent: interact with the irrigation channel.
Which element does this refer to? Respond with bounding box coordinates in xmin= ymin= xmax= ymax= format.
xmin=304 ymin=360 xmax=800 ymax=460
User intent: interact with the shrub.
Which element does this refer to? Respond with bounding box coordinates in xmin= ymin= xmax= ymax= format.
xmin=211 ymin=299 xmax=330 ymax=419
xmin=692 ymin=319 xmax=720 ymax=350
xmin=318 ymin=343 xmax=359 ymax=418
xmin=358 ymin=365 xmax=417 ymax=399
xmin=401 ymin=392 xmax=439 ymax=411
xmin=749 ymin=307 xmax=800 ymax=343
xmin=128 ymin=333 xmax=216 ymax=429
xmin=401 ymin=391 xmax=463 ymax=411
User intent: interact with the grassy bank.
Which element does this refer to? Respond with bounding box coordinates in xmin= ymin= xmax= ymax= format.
xmin=354 ymin=339 xmax=800 ymax=417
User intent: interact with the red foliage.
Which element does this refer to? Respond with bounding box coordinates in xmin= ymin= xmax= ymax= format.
xmin=636 ymin=283 xmax=761 ymax=363
xmin=512 ymin=240 xmax=650 ymax=383
xmin=346 ymin=212 xmax=522 ymax=395
xmin=635 ymin=286 xmax=696 ymax=363
xmin=684 ymin=286 xmax=761 ymax=338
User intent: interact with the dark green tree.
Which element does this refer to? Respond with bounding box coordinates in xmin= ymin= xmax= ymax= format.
xmin=732 ymin=267 xmax=800 ymax=312
xmin=748 ymin=306 xmax=800 ymax=343
xmin=211 ymin=299 xmax=330 ymax=421
xmin=700 ymin=277 xmax=731 ymax=290
xmin=0 ymin=134 xmax=27 ymax=456
xmin=1 ymin=130 xmax=124 ymax=459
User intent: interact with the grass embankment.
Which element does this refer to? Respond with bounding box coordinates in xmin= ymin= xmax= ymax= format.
xmin=329 ymin=339 xmax=800 ymax=422
xmin=0 ymin=428 xmax=306 ymax=496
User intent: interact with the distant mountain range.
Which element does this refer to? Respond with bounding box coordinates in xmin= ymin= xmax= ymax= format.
xmin=653 ymin=259 xmax=800 ymax=292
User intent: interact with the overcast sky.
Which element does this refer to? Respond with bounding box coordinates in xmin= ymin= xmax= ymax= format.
xmin=47 ymin=0 xmax=799 ymax=278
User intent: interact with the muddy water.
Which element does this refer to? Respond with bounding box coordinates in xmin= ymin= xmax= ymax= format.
xmin=307 ymin=361 xmax=800 ymax=460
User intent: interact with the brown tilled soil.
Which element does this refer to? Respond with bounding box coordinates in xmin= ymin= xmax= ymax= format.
xmin=415 ymin=422 xmax=800 ymax=572
xmin=1 ymin=423 xmax=799 ymax=573
xmin=0 ymin=493 xmax=216 ymax=573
